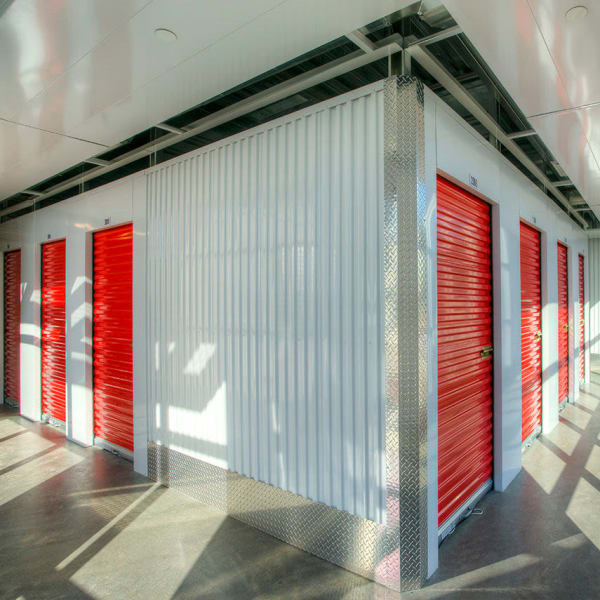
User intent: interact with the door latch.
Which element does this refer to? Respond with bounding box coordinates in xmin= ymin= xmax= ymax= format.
xmin=535 ymin=331 xmax=542 ymax=340
xmin=480 ymin=345 xmax=494 ymax=359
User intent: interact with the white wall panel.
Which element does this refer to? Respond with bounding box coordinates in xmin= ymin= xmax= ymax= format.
xmin=589 ymin=238 xmax=600 ymax=356
xmin=146 ymin=83 xmax=386 ymax=523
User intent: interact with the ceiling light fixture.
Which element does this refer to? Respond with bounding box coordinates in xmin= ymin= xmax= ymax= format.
xmin=154 ymin=28 xmax=177 ymax=42
xmin=565 ymin=5 xmax=588 ymax=21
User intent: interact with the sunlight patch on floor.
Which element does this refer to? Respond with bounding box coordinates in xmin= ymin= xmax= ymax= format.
xmin=577 ymin=392 xmax=599 ymax=411
xmin=0 ymin=419 xmax=26 ymax=438
xmin=561 ymin=405 xmax=591 ymax=430
xmin=550 ymin=421 xmax=580 ymax=456
xmin=523 ymin=442 xmax=566 ymax=494
xmin=69 ymin=488 xmax=228 ymax=600
xmin=585 ymin=444 xmax=600 ymax=481
xmin=0 ymin=431 xmax=55 ymax=470
xmin=566 ymin=478 xmax=600 ymax=551
xmin=0 ymin=446 xmax=84 ymax=506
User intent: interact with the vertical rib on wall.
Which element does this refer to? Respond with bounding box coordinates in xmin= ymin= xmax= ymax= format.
xmin=590 ymin=238 xmax=600 ymax=355
xmin=146 ymin=84 xmax=386 ymax=523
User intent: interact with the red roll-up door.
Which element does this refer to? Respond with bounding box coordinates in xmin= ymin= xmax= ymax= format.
xmin=557 ymin=243 xmax=569 ymax=404
xmin=93 ymin=223 xmax=133 ymax=452
xmin=437 ymin=176 xmax=493 ymax=527
xmin=41 ymin=240 xmax=66 ymax=422
xmin=520 ymin=223 xmax=542 ymax=442
xmin=578 ymin=254 xmax=585 ymax=383
xmin=3 ymin=250 xmax=21 ymax=407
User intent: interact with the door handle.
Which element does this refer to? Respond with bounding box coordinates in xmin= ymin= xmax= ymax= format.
xmin=564 ymin=324 xmax=569 ymax=332
xmin=480 ymin=345 xmax=494 ymax=359
xmin=535 ymin=331 xmax=542 ymax=340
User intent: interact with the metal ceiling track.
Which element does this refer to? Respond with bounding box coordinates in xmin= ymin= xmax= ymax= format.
xmin=405 ymin=44 xmax=587 ymax=228
xmin=0 ymin=18 xmax=588 ymax=229
xmin=0 ymin=34 xmax=402 ymax=218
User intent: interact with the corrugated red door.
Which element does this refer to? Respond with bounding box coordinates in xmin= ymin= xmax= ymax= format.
xmin=520 ymin=223 xmax=542 ymax=442
xmin=93 ymin=224 xmax=133 ymax=452
xmin=3 ymin=250 xmax=21 ymax=407
xmin=578 ymin=254 xmax=585 ymax=383
xmin=41 ymin=240 xmax=66 ymax=422
xmin=437 ymin=176 xmax=493 ymax=527
xmin=557 ymin=243 xmax=569 ymax=404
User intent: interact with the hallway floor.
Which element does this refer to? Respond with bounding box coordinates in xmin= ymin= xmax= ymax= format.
xmin=1 ymin=380 xmax=600 ymax=599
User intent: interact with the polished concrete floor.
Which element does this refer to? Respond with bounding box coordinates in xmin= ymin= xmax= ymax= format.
xmin=1 ymin=379 xmax=600 ymax=600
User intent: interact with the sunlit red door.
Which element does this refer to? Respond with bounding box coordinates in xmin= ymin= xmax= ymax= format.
xmin=520 ymin=223 xmax=542 ymax=442
xmin=93 ymin=224 xmax=133 ymax=452
xmin=3 ymin=250 xmax=21 ymax=407
xmin=437 ymin=176 xmax=493 ymax=527
xmin=41 ymin=240 xmax=66 ymax=422
xmin=557 ymin=243 xmax=569 ymax=403
xmin=578 ymin=254 xmax=585 ymax=383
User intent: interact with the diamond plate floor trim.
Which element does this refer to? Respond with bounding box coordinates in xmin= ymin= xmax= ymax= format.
xmin=147 ymin=442 xmax=400 ymax=590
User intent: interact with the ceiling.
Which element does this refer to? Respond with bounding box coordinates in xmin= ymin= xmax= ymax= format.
xmin=444 ymin=0 xmax=600 ymax=221
xmin=0 ymin=0 xmax=416 ymax=199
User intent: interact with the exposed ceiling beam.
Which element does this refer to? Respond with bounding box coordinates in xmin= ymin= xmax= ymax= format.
xmin=0 ymin=34 xmax=403 ymax=219
xmin=155 ymin=123 xmax=187 ymax=135
xmin=506 ymin=129 xmax=536 ymax=140
xmin=86 ymin=157 xmax=111 ymax=167
xmin=22 ymin=190 xmax=43 ymax=197
xmin=406 ymin=44 xmax=587 ymax=229
xmin=406 ymin=24 xmax=462 ymax=47
xmin=346 ymin=29 xmax=377 ymax=53
xmin=554 ymin=179 xmax=572 ymax=188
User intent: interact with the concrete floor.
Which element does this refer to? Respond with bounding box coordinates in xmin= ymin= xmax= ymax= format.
xmin=1 ymin=381 xmax=600 ymax=600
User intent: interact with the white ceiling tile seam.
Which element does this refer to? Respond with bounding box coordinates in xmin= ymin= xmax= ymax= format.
xmin=0 ymin=116 xmax=108 ymax=148
xmin=407 ymin=44 xmax=587 ymax=228
xmin=0 ymin=35 xmax=402 ymax=218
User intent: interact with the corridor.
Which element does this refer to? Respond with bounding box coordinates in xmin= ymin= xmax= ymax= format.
xmin=1 ymin=373 xmax=600 ymax=599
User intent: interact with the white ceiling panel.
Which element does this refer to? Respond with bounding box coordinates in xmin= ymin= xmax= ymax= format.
xmin=0 ymin=119 xmax=105 ymax=198
xmin=527 ymin=0 xmax=600 ymax=112
xmin=0 ymin=0 xmax=150 ymax=120
xmin=529 ymin=109 xmax=599 ymax=199
xmin=12 ymin=0 xmax=285 ymax=143
xmin=444 ymin=0 xmax=572 ymax=117
xmin=0 ymin=0 xmax=415 ymax=197
xmin=445 ymin=0 xmax=600 ymax=222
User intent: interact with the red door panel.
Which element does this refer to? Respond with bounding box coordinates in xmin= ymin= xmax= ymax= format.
xmin=520 ymin=223 xmax=542 ymax=442
xmin=579 ymin=254 xmax=585 ymax=383
xmin=41 ymin=240 xmax=66 ymax=422
xmin=437 ymin=176 xmax=493 ymax=527
xmin=557 ymin=243 xmax=569 ymax=403
xmin=93 ymin=224 xmax=133 ymax=452
xmin=3 ymin=250 xmax=21 ymax=407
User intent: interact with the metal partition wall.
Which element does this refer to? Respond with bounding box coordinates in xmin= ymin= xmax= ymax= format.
xmin=146 ymin=76 xmax=429 ymax=592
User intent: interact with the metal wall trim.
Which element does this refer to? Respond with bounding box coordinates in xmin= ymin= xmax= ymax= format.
xmin=384 ymin=75 xmax=428 ymax=590
xmin=145 ymin=76 xmax=428 ymax=592
xmin=148 ymin=442 xmax=396 ymax=585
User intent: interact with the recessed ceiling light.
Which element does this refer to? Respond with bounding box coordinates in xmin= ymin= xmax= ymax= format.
xmin=154 ymin=28 xmax=177 ymax=43
xmin=565 ymin=5 xmax=588 ymax=21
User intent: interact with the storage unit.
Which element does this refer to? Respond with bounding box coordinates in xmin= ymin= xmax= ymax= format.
xmin=579 ymin=254 xmax=585 ymax=383
xmin=3 ymin=249 xmax=21 ymax=407
xmin=93 ymin=224 xmax=133 ymax=453
xmin=520 ymin=223 xmax=542 ymax=442
xmin=437 ymin=176 xmax=494 ymax=528
xmin=41 ymin=240 xmax=66 ymax=423
xmin=557 ymin=243 xmax=569 ymax=404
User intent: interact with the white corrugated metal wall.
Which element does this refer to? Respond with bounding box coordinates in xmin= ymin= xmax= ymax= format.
xmin=146 ymin=82 xmax=386 ymax=523
xmin=589 ymin=238 xmax=600 ymax=355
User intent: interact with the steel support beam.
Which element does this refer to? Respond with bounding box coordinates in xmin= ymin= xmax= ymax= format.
xmin=1 ymin=35 xmax=403 ymax=219
xmin=406 ymin=44 xmax=587 ymax=228
xmin=506 ymin=129 xmax=536 ymax=140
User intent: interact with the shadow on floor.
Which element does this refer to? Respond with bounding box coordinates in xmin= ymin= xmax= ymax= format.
xmin=1 ymin=387 xmax=600 ymax=599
